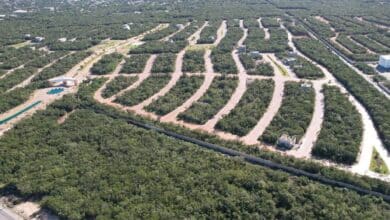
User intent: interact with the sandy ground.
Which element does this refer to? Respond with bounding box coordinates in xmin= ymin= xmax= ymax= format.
xmin=258 ymin=17 xmax=270 ymax=40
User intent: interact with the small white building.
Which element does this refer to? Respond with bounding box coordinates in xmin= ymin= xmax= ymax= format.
xmin=175 ymin=24 xmax=184 ymax=29
xmin=13 ymin=9 xmax=28 ymax=14
xmin=48 ymin=76 xmax=77 ymax=87
xmin=58 ymin=37 xmax=67 ymax=42
xmin=277 ymin=134 xmax=296 ymax=150
xmin=379 ymin=55 xmax=390 ymax=69
xmin=250 ymin=51 xmax=261 ymax=58
xmin=33 ymin=37 xmax=45 ymax=43
xmin=122 ymin=24 xmax=131 ymax=30
xmin=24 ymin=34 xmax=32 ymax=40
xmin=238 ymin=45 xmax=246 ymax=53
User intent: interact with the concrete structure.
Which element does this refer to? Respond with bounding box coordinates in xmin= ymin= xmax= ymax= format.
xmin=32 ymin=37 xmax=45 ymax=43
xmin=277 ymin=134 xmax=296 ymax=149
xmin=122 ymin=24 xmax=131 ymax=30
xmin=238 ymin=45 xmax=246 ymax=53
xmin=379 ymin=55 xmax=390 ymax=69
xmin=24 ymin=34 xmax=31 ymax=40
xmin=175 ymin=24 xmax=184 ymax=29
xmin=250 ymin=51 xmax=261 ymax=58
xmin=48 ymin=76 xmax=77 ymax=87
xmin=283 ymin=57 xmax=296 ymax=65
xmin=13 ymin=10 xmax=28 ymax=14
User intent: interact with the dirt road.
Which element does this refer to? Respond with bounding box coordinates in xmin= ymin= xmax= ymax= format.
xmin=258 ymin=18 xmax=270 ymax=40
xmin=201 ymin=20 xmax=248 ymax=132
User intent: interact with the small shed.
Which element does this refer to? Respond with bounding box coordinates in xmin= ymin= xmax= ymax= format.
xmin=175 ymin=24 xmax=184 ymax=30
xmin=283 ymin=57 xmax=296 ymax=65
xmin=24 ymin=34 xmax=32 ymax=40
xmin=238 ymin=45 xmax=247 ymax=53
xmin=250 ymin=51 xmax=261 ymax=59
xmin=32 ymin=37 xmax=45 ymax=43
xmin=122 ymin=24 xmax=131 ymax=30
xmin=277 ymin=134 xmax=296 ymax=149
xmin=379 ymin=55 xmax=390 ymax=69
xmin=48 ymin=76 xmax=77 ymax=87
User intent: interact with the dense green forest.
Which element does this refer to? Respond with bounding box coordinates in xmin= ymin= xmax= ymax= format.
xmin=0 ymin=78 xmax=389 ymax=219
xmin=1 ymin=0 xmax=390 ymax=219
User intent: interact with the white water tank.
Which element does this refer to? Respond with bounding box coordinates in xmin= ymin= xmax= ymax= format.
xmin=379 ymin=55 xmax=390 ymax=69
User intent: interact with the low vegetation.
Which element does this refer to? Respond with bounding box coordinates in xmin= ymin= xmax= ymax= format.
xmin=178 ymin=77 xmax=237 ymax=124
xmin=120 ymin=54 xmax=150 ymax=74
xmin=355 ymin=62 xmax=376 ymax=75
xmin=290 ymin=56 xmax=324 ymax=79
xmin=90 ymin=53 xmax=124 ymax=75
xmin=335 ymin=35 xmax=366 ymax=54
xmin=151 ymin=53 xmax=176 ymax=73
xmin=350 ymin=35 xmax=390 ymax=53
xmin=245 ymin=25 xmax=290 ymax=53
xmin=142 ymin=24 xmax=180 ymax=41
xmin=102 ymin=76 xmax=138 ymax=98
xmin=261 ymin=82 xmax=315 ymax=146
xmin=261 ymin=17 xmax=280 ymax=28
xmin=146 ymin=76 xmax=204 ymax=115
xmin=182 ymin=50 xmax=205 ymax=73
xmin=312 ymin=86 xmax=363 ymax=165
xmin=248 ymin=63 xmax=274 ymax=76
xmin=32 ymin=51 xmax=90 ymax=82
xmin=294 ymin=38 xmax=390 ymax=151
xmin=211 ymin=25 xmax=243 ymax=74
xmin=216 ymin=79 xmax=274 ymax=136
xmin=129 ymin=41 xmax=187 ymax=54
xmin=370 ymin=149 xmax=389 ymax=175
xmin=0 ymin=86 xmax=35 ymax=114
xmin=197 ymin=21 xmax=221 ymax=44
xmin=114 ymin=75 xmax=170 ymax=106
